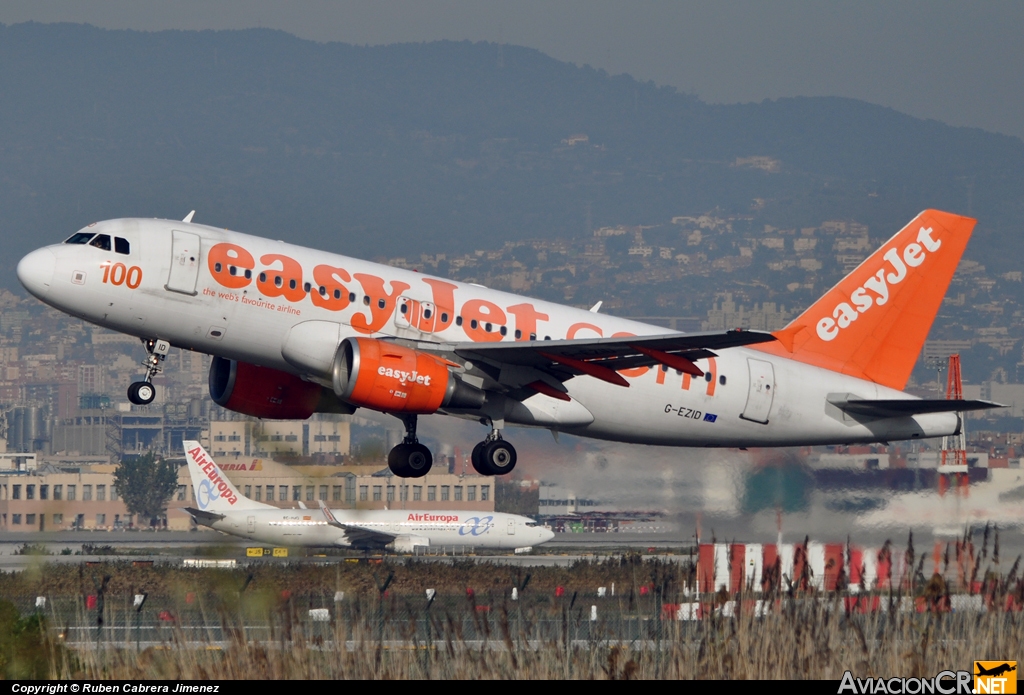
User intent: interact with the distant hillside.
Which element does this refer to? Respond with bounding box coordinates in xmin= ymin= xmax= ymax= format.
xmin=0 ymin=22 xmax=1022 ymax=284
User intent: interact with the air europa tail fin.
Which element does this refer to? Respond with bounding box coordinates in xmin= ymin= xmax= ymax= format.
xmin=183 ymin=440 xmax=270 ymax=512
xmin=758 ymin=209 xmax=976 ymax=390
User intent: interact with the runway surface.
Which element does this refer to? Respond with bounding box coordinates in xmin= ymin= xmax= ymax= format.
xmin=0 ymin=530 xmax=696 ymax=570
xmin=0 ymin=522 xmax=1019 ymax=570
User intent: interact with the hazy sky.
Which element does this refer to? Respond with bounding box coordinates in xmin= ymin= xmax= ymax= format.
xmin=2 ymin=1 xmax=1023 ymax=141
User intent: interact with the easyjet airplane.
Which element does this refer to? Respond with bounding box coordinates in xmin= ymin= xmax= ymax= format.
xmin=16 ymin=209 xmax=998 ymax=477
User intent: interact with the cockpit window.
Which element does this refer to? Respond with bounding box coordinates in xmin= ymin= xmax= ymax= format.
xmin=525 ymin=522 xmax=538 ymax=527
xmin=89 ymin=234 xmax=111 ymax=251
xmin=114 ymin=237 xmax=130 ymax=255
xmin=64 ymin=232 xmax=95 ymax=245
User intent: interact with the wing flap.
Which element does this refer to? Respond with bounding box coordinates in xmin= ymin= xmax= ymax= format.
xmin=449 ymin=330 xmax=773 ymax=381
xmin=339 ymin=524 xmax=395 ymax=549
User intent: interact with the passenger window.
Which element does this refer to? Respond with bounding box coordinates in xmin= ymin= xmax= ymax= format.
xmin=114 ymin=237 xmax=130 ymax=255
xmin=89 ymin=234 xmax=112 ymax=251
xmin=64 ymin=232 xmax=95 ymax=245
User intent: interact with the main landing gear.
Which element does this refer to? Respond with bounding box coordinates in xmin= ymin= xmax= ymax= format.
xmin=471 ymin=421 xmax=517 ymax=476
xmin=127 ymin=339 xmax=171 ymax=406
xmin=385 ymin=416 xmax=518 ymax=478
xmin=388 ymin=415 xmax=433 ymax=478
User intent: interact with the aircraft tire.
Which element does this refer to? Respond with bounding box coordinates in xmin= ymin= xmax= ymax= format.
xmin=470 ymin=442 xmax=489 ymax=475
xmin=479 ymin=439 xmax=517 ymax=476
xmin=127 ymin=381 xmax=156 ymax=406
xmin=388 ymin=443 xmax=433 ymax=478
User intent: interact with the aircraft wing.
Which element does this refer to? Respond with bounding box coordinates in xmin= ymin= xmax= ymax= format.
xmin=318 ymin=500 xmax=394 ymax=549
xmin=183 ymin=507 xmax=225 ymax=524
xmin=828 ymin=396 xmax=1005 ymax=419
xmin=438 ymin=330 xmax=775 ymax=385
xmin=337 ymin=524 xmax=396 ymax=549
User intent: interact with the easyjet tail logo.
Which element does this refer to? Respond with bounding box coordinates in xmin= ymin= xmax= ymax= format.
xmin=817 ymin=227 xmax=941 ymax=342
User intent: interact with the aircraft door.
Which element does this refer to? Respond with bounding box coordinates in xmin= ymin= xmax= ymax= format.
xmin=247 ymin=516 xmax=255 ymax=534
xmin=741 ymin=358 xmax=775 ymax=424
xmin=417 ymin=302 xmax=437 ymax=332
xmin=394 ymin=296 xmax=421 ymax=338
xmin=396 ymin=297 xmax=443 ymax=339
xmin=507 ymin=518 xmax=515 ymax=535
xmin=396 ymin=297 xmax=419 ymax=328
xmin=166 ymin=230 xmax=202 ymax=295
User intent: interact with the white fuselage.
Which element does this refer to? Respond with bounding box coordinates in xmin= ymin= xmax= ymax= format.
xmin=18 ymin=218 xmax=958 ymax=447
xmin=202 ymin=507 xmax=552 ymax=550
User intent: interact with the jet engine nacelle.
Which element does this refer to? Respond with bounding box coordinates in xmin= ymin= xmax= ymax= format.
xmin=209 ymin=356 xmax=323 ymax=420
xmin=332 ymin=337 xmax=484 ymax=414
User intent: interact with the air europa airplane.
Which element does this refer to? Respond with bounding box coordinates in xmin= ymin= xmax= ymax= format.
xmin=182 ymin=441 xmax=553 ymax=551
xmin=17 ymin=209 xmax=999 ymax=478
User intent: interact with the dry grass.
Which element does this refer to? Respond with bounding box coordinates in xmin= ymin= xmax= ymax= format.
xmin=9 ymin=529 xmax=1023 ymax=679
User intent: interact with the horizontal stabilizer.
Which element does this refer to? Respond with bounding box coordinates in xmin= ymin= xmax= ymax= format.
xmin=183 ymin=507 xmax=225 ymax=524
xmin=828 ymin=395 xmax=1004 ymax=419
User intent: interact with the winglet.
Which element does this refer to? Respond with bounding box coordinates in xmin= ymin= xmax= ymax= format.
xmin=589 ymin=301 xmax=602 ymax=313
xmin=317 ymin=499 xmax=344 ymax=529
xmin=182 ymin=210 xmax=196 ymax=223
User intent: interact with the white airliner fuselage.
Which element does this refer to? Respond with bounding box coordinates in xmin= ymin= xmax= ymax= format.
xmin=183 ymin=442 xmax=553 ymax=551
xmin=17 ymin=210 xmax=992 ymax=477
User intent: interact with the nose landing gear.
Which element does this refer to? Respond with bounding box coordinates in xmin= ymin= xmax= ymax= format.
xmin=126 ymin=339 xmax=170 ymax=406
xmin=387 ymin=415 xmax=433 ymax=478
xmin=471 ymin=421 xmax=517 ymax=476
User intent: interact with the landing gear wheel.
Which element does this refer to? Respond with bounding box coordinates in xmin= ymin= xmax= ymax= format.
xmin=478 ymin=439 xmax=517 ymax=476
xmin=471 ymin=442 xmax=488 ymax=475
xmin=126 ymin=338 xmax=169 ymax=407
xmin=127 ymin=381 xmax=156 ymax=405
xmin=388 ymin=442 xmax=433 ymax=478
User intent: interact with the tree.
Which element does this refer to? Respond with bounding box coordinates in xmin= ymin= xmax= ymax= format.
xmin=113 ymin=451 xmax=180 ymax=526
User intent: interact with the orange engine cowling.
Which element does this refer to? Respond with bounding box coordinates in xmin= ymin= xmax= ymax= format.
xmin=209 ymin=356 xmax=323 ymax=420
xmin=332 ymin=337 xmax=484 ymax=414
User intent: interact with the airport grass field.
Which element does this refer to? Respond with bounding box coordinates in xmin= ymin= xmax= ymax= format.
xmin=0 ymin=533 xmax=1021 ymax=679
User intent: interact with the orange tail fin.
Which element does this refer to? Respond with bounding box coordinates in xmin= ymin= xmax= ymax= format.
xmin=757 ymin=209 xmax=976 ymax=390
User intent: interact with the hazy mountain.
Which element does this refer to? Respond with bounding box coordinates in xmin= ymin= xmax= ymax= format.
xmin=1 ymin=22 xmax=1022 ymax=285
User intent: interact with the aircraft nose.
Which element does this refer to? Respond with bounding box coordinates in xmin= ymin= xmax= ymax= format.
xmin=17 ymin=248 xmax=56 ymax=298
xmin=541 ymin=527 xmax=555 ymax=544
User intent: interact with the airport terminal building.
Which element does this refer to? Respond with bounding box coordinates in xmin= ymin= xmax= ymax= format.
xmin=0 ymin=456 xmax=495 ymax=532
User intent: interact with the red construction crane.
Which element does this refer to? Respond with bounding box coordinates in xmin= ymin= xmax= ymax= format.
xmin=939 ymin=354 xmax=969 ymax=496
